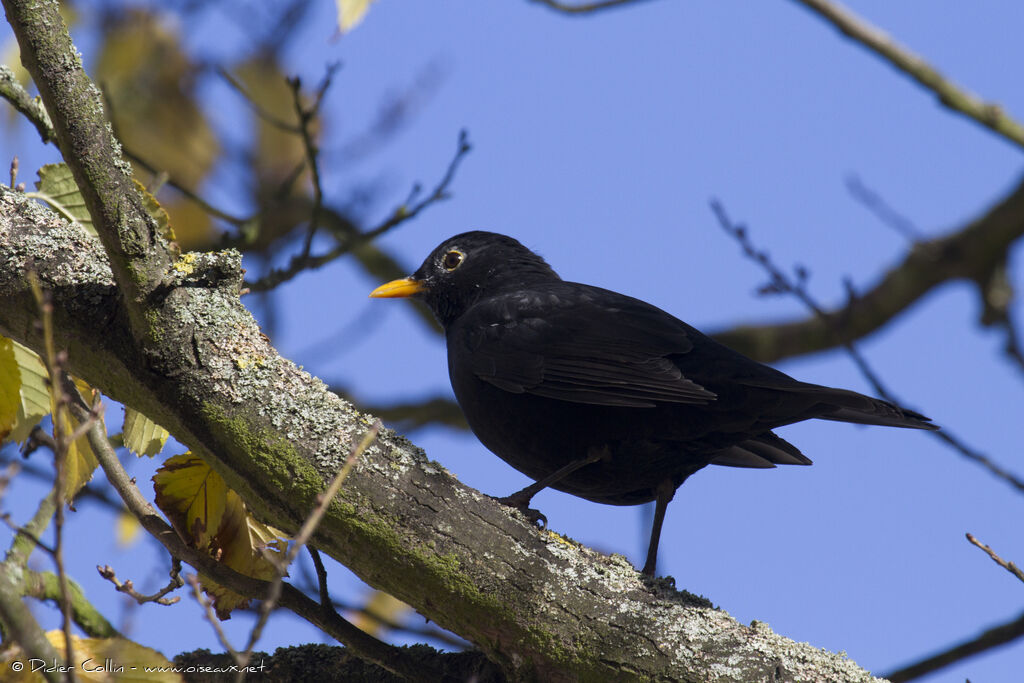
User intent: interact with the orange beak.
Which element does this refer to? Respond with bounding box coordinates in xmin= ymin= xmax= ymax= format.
xmin=369 ymin=277 xmax=425 ymax=298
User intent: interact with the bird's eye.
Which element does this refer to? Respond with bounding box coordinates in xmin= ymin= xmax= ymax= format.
xmin=442 ymin=250 xmax=464 ymax=271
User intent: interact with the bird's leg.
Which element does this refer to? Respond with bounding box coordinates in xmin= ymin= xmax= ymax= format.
xmin=496 ymin=446 xmax=611 ymax=527
xmin=641 ymin=478 xmax=678 ymax=576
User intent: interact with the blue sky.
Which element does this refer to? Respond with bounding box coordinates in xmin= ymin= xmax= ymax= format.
xmin=3 ymin=1 xmax=1023 ymax=680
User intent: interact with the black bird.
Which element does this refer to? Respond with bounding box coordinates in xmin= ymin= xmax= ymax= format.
xmin=370 ymin=231 xmax=936 ymax=575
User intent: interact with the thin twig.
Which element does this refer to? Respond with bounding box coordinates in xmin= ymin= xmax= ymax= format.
xmin=884 ymin=611 xmax=1024 ymax=683
xmin=187 ymin=573 xmax=241 ymax=659
xmin=28 ymin=274 xmax=79 ymax=682
xmin=217 ymin=67 xmax=302 ymax=134
xmin=0 ymin=64 xmax=55 ymax=143
xmin=332 ymin=597 xmax=469 ymax=650
xmin=1 ymin=513 xmax=56 ymax=556
xmin=710 ymin=201 xmax=1024 ymax=495
xmin=531 ymin=0 xmax=657 ymax=13
xmin=845 ymin=174 xmax=922 ymax=242
xmin=234 ymin=421 xmax=381 ymax=681
xmin=710 ymin=200 xmax=891 ymax=390
xmin=245 ymin=130 xmax=472 ymax=292
xmin=1 ymin=449 xmax=122 ymax=513
xmin=289 ymin=64 xmax=340 ymax=260
xmin=121 ymin=147 xmax=249 ymax=227
xmin=97 ymin=559 xmax=183 ymax=605
xmin=0 ymin=461 xmax=19 ymax=500
xmin=792 ymin=0 xmax=1024 ymax=150
xmin=966 ymin=533 xmax=1024 ymax=584
xmin=711 ymin=177 xmax=1024 ymax=364
xmin=100 ymin=87 xmax=249 ymax=228
xmin=308 ymin=547 xmax=331 ymax=609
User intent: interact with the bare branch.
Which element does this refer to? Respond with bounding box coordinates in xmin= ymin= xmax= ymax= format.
xmin=531 ymin=0 xmax=658 ymax=14
xmin=712 ymin=176 xmax=1024 ymax=364
xmin=0 ymin=64 xmax=54 ymax=143
xmin=245 ymin=130 xmax=472 ymax=292
xmin=288 ymin=64 xmax=340 ymax=262
xmin=711 ymin=200 xmax=1024 ymax=495
xmin=97 ymin=560 xmax=183 ymax=606
xmin=792 ymin=0 xmax=1024 ymax=150
xmin=845 ymin=174 xmax=922 ymax=242
xmin=217 ymin=67 xmax=302 ymax=134
xmin=966 ymin=533 xmax=1024 ymax=584
xmin=884 ymin=611 xmax=1024 ymax=683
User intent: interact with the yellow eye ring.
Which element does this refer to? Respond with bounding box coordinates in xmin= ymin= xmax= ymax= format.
xmin=442 ymin=250 xmax=464 ymax=271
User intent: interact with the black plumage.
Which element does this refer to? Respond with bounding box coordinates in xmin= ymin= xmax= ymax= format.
xmin=371 ymin=231 xmax=936 ymax=575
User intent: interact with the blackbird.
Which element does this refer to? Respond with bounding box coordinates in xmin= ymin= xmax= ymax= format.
xmin=370 ymin=231 xmax=936 ymax=575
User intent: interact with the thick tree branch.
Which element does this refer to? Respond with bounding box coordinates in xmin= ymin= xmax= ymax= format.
xmin=791 ymin=0 xmax=1024 ymax=151
xmin=0 ymin=188 xmax=882 ymax=681
xmin=712 ymin=175 xmax=1024 ymax=363
xmin=3 ymin=0 xmax=174 ymax=346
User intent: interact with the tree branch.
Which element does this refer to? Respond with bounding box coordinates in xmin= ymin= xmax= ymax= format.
xmin=531 ymin=0 xmax=658 ymax=14
xmin=3 ymin=0 xmax=174 ymax=347
xmin=791 ymin=0 xmax=1024 ymax=150
xmin=884 ymin=611 xmax=1024 ymax=683
xmin=712 ymin=175 xmax=1024 ymax=363
xmin=22 ymin=570 xmax=118 ymax=638
xmin=0 ymin=186 xmax=884 ymax=681
xmin=0 ymin=64 xmax=54 ymax=143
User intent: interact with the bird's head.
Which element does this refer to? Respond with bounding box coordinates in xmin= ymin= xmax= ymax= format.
xmin=369 ymin=231 xmax=560 ymax=327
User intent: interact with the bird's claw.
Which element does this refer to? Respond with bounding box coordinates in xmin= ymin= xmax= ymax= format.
xmin=493 ymin=495 xmax=548 ymax=528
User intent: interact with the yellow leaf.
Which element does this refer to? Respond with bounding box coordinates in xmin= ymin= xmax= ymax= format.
xmin=56 ymin=409 xmax=99 ymax=503
xmin=116 ymin=510 xmax=142 ymax=548
xmin=60 ymin=378 xmax=100 ymax=503
xmin=152 ymin=453 xmax=227 ymax=551
xmin=0 ymin=337 xmax=19 ymax=441
xmin=97 ymin=10 xmax=218 ymax=189
xmin=351 ymin=590 xmax=411 ymax=636
xmin=0 ymin=630 xmax=182 ymax=682
xmin=153 ymin=453 xmax=288 ymax=619
xmin=8 ymin=338 xmax=49 ymax=444
xmin=33 ymin=163 xmax=94 ymax=234
xmin=336 ymin=0 xmax=377 ymax=32
xmin=122 ymin=407 xmax=169 ymax=458
xmin=234 ymin=58 xmax=307 ymax=192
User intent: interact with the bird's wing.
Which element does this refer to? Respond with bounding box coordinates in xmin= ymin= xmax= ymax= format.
xmin=463 ymin=285 xmax=717 ymax=408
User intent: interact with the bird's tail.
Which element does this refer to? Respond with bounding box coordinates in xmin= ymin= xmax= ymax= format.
xmin=796 ymin=384 xmax=938 ymax=430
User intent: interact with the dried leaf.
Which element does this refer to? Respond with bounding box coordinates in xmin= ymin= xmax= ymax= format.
xmin=199 ymin=489 xmax=286 ymax=619
xmin=0 ymin=630 xmax=181 ymax=682
xmin=153 ymin=453 xmax=227 ymax=551
xmin=153 ymin=453 xmax=288 ymax=618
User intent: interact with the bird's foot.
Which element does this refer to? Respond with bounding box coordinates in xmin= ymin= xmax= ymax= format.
xmin=492 ymin=494 xmax=548 ymax=528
